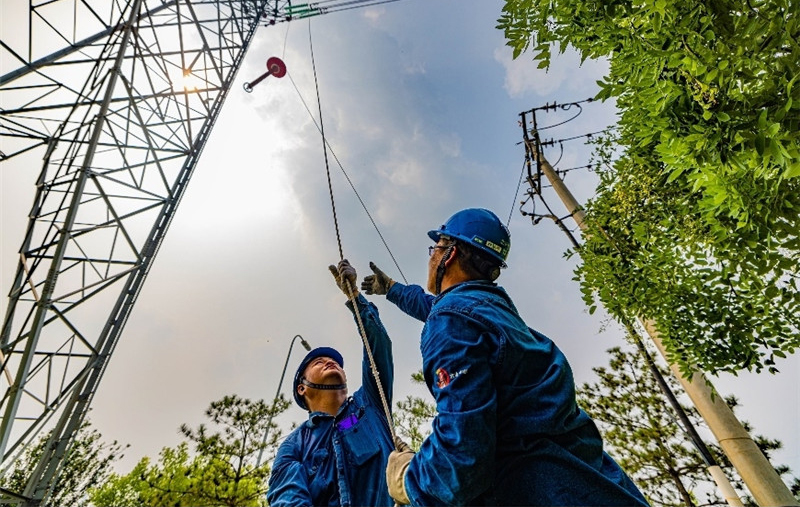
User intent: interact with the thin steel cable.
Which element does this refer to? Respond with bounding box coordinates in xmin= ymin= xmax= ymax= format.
xmin=284 ymin=50 xmax=408 ymax=283
xmin=306 ymin=20 xmax=397 ymax=443
xmin=507 ymin=157 xmax=526 ymax=227
xmin=300 ymin=0 xmax=404 ymax=12
xmin=281 ymin=19 xmax=291 ymax=60
xmin=278 ymin=0 xmax=408 ymax=283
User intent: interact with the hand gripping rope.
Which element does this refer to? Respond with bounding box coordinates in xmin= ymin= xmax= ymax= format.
xmin=307 ymin=22 xmax=398 ymax=446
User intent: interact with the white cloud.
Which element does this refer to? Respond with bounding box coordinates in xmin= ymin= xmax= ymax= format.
xmin=361 ymin=6 xmax=388 ymax=25
xmin=402 ymin=60 xmax=427 ymax=75
xmin=494 ymin=45 xmax=610 ymax=99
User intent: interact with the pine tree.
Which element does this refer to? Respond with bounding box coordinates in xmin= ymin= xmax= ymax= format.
xmin=578 ymin=345 xmax=800 ymax=506
xmin=0 ymin=420 xmax=126 ymax=506
xmin=394 ymin=371 xmax=436 ymax=450
xmin=90 ymin=394 xmax=290 ymax=507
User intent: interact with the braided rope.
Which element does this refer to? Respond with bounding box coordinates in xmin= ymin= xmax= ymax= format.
xmin=308 ymin=22 xmax=397 ymax=443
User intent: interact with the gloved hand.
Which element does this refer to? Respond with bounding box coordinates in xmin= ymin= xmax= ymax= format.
xmin=393 ymin=435 xmax=412 ymax=452
xmin=361 ymin=262 xmax=394 ymax=295
xmin=328 ymin=259 xmax=358 ymax=298
xmin=386 ymin=436 xmax=414 ymax=505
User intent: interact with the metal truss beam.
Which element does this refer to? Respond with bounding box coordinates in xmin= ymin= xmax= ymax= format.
xmin=0 ymin=0 xmax=289 ymax=503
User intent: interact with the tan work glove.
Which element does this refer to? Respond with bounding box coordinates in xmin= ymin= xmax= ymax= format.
xmin=386 ymin=436 xmax=414 ymax=505
xmin=328 ymin=259 xmax=358 ymax=299
xmin=361 ymin=261 xmax=395 ymax=295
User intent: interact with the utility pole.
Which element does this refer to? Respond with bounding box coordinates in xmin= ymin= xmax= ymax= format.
xmin=522 ymin=133 xmax=798 ymax=507
xmin=624 ymin=324 xmax=744 ymax=507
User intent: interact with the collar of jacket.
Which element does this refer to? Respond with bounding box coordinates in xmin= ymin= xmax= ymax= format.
xmin=308 ymin=396 xmax=355 ymax=427
xmin=432 ymin=279 xmax=498 ymax=304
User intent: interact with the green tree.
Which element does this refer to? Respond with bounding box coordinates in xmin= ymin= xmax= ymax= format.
xmin=89 ymin=443 xmax=201 ymax=506
xmin=578 ymin=344 xmax=800 ymax=506
xmin=90 ymin=394 xmax=291 ymax=507
xmin=498 ymin=0 xmax=800 ymax=375
xmin=394 ymin=371 xmax=436 ymax=450
xmin=0 ymin=420 xmax=125 ymax=506
xmin=178 ymin=394 xmax=278 ymax=506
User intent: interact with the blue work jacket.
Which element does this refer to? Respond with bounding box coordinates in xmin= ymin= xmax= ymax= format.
xmin=387 ymin=281 xmax=648 ymax=506
xmin=267 ymin=295 xmax=395 ymax=507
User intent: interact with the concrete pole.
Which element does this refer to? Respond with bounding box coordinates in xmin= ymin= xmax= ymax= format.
xmin=530 ymin=143 xmax=797 ymax=506
xmin=641 ymin=320 xmax=796 ymax=507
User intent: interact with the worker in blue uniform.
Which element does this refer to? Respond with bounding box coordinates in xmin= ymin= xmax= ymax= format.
xmin=361 ymin=208 xmax=649 ymax=506
xmin=267 ymin=260 xmax=395 ymax=507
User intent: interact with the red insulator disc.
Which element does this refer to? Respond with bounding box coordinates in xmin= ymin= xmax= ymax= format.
xmin=267 ymin=56 xmax=287 ymax=78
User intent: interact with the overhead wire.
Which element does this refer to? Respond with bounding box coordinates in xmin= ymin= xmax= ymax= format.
xmin=283 ymin=0 xmax=405 ymax=20
xmin=536 ymin=129 xmax=610 ymax=148
xmin=523 ymin=97 xmax=595 ymax=114
xmin=517 ymin=104 xmax=598 ymax=242
xmin=507 ymin=158 xmax=527 ymax=228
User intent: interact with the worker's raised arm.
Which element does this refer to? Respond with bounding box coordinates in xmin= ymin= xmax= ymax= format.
xmin=330 ymin=260 xmax=394 ymax=407
xmin=386 ymin=282 xmax=434 ymax=322
xmin=361 ymin=261 xmax=435 ymax=322
xmin=347 ymin=294 xmax=393 ymax=408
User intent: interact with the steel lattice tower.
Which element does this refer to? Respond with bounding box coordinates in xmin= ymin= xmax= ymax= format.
xmin=0 ymin=0 xmax=297 ymax=503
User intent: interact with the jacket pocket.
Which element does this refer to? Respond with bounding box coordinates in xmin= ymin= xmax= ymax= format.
xmin=341 ymin=411 xmax=382 ymax=466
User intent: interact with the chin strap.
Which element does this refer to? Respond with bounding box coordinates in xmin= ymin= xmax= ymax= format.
xmin=434 ymin=246 xmax=455 ymax=294
xmin=301 ymin=378 xmax=347 ymax=391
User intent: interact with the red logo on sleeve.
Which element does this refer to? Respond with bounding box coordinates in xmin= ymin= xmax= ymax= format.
xmin=436 ymin=368 xmax=451 ymax=388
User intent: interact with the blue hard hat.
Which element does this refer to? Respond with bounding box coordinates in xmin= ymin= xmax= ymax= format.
xmin=428 ymin=208 xmax=510 ymax=267
xmin=293 ymin=347 xmax=344 ymax=410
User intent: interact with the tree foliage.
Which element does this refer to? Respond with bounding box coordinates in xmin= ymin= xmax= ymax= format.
xmin=89 ymin=394 xmax=290 ymax=507
xmin=394 ymin=371 xmax=436 ymax=450
xmin=498 ymin=0 xmax=800 ymax=374
xmin=578 ymin=344 xmax=800 ymax=506
xmin=89 ymin=443 xmax=200 ymax=507
xmin=0 ymin=420 xmax=125 ymax=506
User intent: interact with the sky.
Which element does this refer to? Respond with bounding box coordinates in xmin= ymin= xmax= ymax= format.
xmin=1 ymin=0 xmax=798 ymax=493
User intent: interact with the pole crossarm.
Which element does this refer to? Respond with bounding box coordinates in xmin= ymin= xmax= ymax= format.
xmin=0 ymin=0 xmax=293 ymax=503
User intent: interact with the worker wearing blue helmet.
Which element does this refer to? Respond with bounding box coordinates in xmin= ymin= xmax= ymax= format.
xmin=362 ymin=208 xmax=648 ymax=506
xmin=267 ymin=260 xmax=395 ymax=507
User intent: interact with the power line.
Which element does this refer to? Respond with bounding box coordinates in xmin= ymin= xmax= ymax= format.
xmin=514 ymin=98 xmax=616 ymax=235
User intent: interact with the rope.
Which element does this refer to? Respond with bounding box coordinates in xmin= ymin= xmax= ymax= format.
xmin=284 ymin=38 xmax=407 ymax=284
xmin=285 ymin=69 xmax=408 ymax=283
xmin=309 ymin=23 xmax=342 ymax=259
xmin=306 ymin=20 xmax=397 ymax=443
